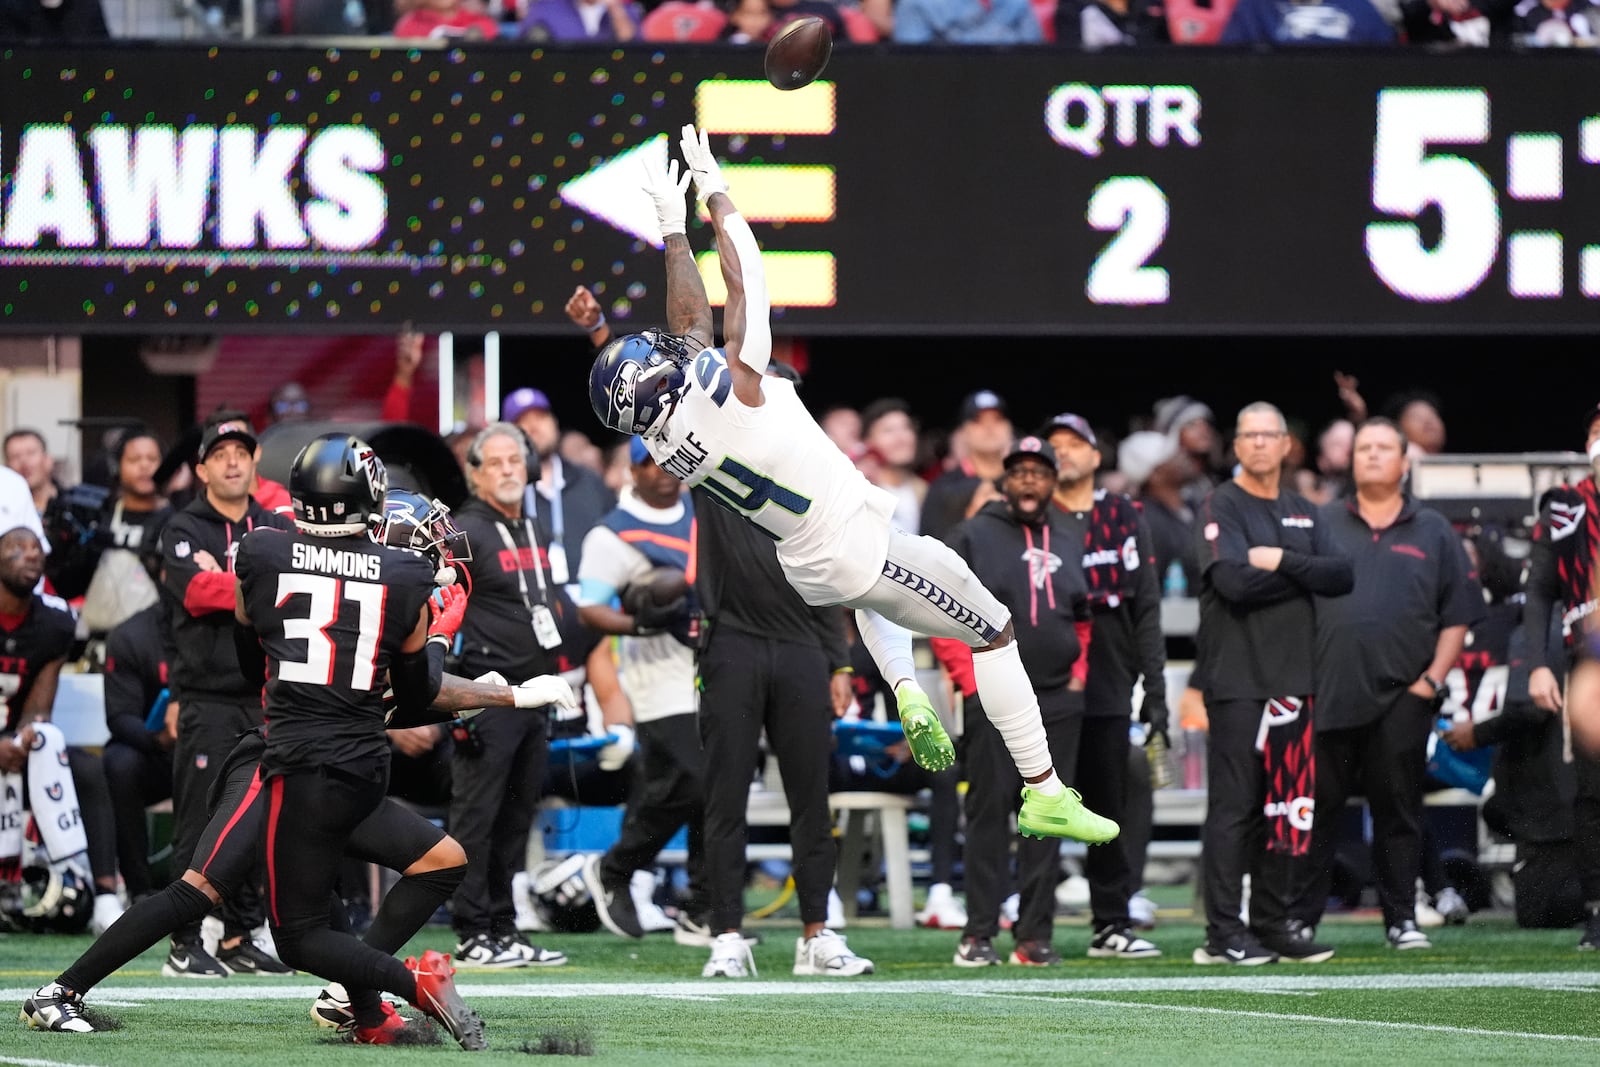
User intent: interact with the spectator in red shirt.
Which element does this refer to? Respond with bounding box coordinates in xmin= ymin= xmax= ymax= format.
xmin=392 ymin=0 xmax=500 ymax=38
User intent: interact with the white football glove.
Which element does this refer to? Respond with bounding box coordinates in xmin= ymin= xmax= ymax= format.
xmin=678 ymin=124 xmax=728 ymax=200
xmin=514 ymin=674 xmax=580 ymax=712
xmin=642 ymin=150 xmax=691 ymax=238
xmin=598 ymin=723 xmax=636 ymax=772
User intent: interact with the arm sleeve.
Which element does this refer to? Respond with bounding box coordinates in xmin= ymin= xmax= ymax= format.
xmin=1130 ymin=514 xmax=1167 ymax=698
xmin=1523 ymin=517 xmax=1562 ymax=673
xmin=1198 ymin=492 xmax=1303 ymax=605
xmin=389 ymin=641 xmax=443 ymax=721
xmin=721 ymin=212 xmax=771 ymax=375
xmin=163 ymin=516 xmax=238 ymax=616
xmin=384 ymin=643 xmax=451 ymax=729
xmin=233 ymin=621 xmax=266 ymax=689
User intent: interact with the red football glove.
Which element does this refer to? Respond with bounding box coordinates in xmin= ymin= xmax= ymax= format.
xmin=427 ymin=583 xmax=468 ymax=644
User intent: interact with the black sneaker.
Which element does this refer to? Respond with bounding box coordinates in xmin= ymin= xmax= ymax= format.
xmin=1088 ymin=925 xmax=1163 ymax=959
xmin=1257 ymin=922 xmax=1335 ymax=963
xmin=1192 ymin=933 xmax=1279 ymax=966
xmin=1386 ymin=920 xmax=1432 ymax=950
xmin=162 ymin=939 xmax=229 ymax=979
xmin=21 ymin=982 xmax=95 ymax=1032
xmin=217 ymin=939 xmax=296 ymax=976
xmin=1579 ymin=904 xmax=1600 ymax=951
xmin=1010 ymin=939 xmax=1063 ymax=966
xmin=584 ymin=854 xmax=644 ymax=939
xmin=953 ymin=936 xmax=1001 ymax=967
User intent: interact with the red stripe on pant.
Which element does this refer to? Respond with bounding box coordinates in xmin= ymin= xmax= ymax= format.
xmin=200 ymin=767 xmax=264 ymax=875
xmin=265 ymin=775 xmax=284 ymax=927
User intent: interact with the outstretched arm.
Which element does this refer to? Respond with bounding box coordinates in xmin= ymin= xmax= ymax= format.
xmin=643 ymin=151 xmax=714 ymax=350
xmin=680 ymin=125 xmax=771 ymax=380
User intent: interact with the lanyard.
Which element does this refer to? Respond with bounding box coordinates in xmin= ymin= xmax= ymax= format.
xmin=493 ymin=517 xmax=550 ymax=615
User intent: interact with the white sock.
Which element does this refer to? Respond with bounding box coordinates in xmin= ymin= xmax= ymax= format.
xmin=971 ymin=639 xmax=1054 ymax=780
xmin=855 ymin=609 xmax=917 ymax=692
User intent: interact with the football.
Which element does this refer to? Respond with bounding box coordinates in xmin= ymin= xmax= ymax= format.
xmin=764 ymin=16 xmax=833 ymax=92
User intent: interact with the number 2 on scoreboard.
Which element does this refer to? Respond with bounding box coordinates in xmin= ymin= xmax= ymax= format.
xmin=1086 ymin=177 xmax=1170 ymax=306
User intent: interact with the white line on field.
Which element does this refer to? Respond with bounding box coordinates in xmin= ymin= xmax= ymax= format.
xmin=967 ymin=991 xmax=1600 ymax=1044
xmin=9 ymin=970 xmax=1600 ymax=1003
xmin=1 ymin=1057 xmax=110 ymax=1067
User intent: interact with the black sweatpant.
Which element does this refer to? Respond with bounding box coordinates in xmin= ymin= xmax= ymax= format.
xmin=1575 ymin=746 xmax=1600 ymax=905
xmin=1122 ymin=739 xmax=1154 ymax=895
xmin=449 ymin=704 xmax=547 ymax=940
xmin=1292 ymin=694 xmax=1436 ymax=929
xmin=965 ymin=694 xmax=1134 ymax=943
xmin=698 ymin=627 xmax=835 ymax=932
xmin=598 ymin=711 xmax=705 ymax=907
xmin=1202 ymin=697 xmax=1296 ymax=942
xmin=65 ymin=748 xmax=118 ymax=888
xmin=102 ymin=740 xmax=173 ymax=898
xmin=171 ymin=698 xmax=264 ymax=940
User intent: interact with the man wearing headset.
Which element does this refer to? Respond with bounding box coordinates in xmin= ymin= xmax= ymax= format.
xmin=447 ymin=422 xmax=570 ymax=969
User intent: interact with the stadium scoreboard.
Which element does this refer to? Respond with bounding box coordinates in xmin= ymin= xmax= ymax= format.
xmin=0 ymin=45 xmax=1591 ymax=334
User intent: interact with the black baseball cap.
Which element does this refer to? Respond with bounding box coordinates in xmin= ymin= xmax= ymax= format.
xmin=198 ymin=416 xmax=258 ymax=461
xmin=958 ymin=390 xmax=1007 ymax=424
xmin=1038 ymin=412 xmax=1098 ymax=449
xmin=1003 ymin=435 xmax=1058 ymax=472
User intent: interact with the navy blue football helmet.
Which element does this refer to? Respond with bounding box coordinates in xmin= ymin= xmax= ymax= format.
xmin=588 ymin=330 xmax=697 ymax=437
xmin=370 ymin=488 xmax=467 ymax=585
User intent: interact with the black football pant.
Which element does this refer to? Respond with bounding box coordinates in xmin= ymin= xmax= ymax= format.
xmin=698 ymin=627 xmax=835 ymax=932
xmin=171 ymin=698 xmax=264 ymax=942
xmin=1574 ymin=745 xmax=1600 ymax=905
xmin=1290 ymin=694 xmax=1434 ymax=930
xmin=1202 ymin=698 xmax=1294 ymax=943
xmin=965 ymin=694 xmax=1133 ymax=944
xmin=598 ymin=711 xmax=706 ymax=913
xmin=449 ymin=704 xmax=547 ymax=941
xmin=102 ymin=740 xmax=173 ymax=898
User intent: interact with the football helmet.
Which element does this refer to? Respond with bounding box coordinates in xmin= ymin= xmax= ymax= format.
xmin=588 ymin=330 xmax=696 ymax=437
xmin=289 ymin=433 xmax=388 ymax=536
xmin=371 ymin=488 xmax=467 ymax=585
xmin=529 ymin=855 xmax=600 ymax=933
xmin=1 ymin=862 xmax=92 ymax=934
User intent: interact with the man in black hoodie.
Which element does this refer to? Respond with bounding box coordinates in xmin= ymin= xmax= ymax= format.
xmin=946 ymin=436 xmax=1103 ymax=968
xmin=158 ymin=417 xmax=291 ymax=978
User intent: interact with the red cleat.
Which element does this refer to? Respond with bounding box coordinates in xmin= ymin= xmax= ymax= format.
xmin=407 ymin=950 xmax=487 ymax=1051
xmin=349 ymin=1001 xmax=408 ymax=1044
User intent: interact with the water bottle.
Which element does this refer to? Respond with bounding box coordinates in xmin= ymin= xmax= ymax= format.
xmin=1146 ymin=730 xmax=1174 ymax=789
xmin=1163 ymin=560 xmax=1188 ymax=598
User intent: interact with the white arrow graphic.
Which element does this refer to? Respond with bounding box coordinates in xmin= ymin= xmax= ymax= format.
xmin=558 ymin=134 xmax=669 ymax=248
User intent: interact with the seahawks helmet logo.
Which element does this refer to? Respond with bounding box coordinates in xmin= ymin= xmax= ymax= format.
xmin=611 ymin=361 xmax=641 ymax=425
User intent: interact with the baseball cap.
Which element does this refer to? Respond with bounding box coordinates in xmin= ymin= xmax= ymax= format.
xmin=1038 ymin=412 xmax=1098 ymax=449
xmin=1117 ymin=430 xmax=1178 ymax=486
xmin=629 ymin=436 xmax=651 ymax=464
xmin=501 ymin=387 xmax=552 ymax=424
xmin=958 ymin=390 xmax=1007 ymax=424
xmin=1003 ymin=435 xmax=1058 ymax=472
xmin=198 ymin=417 xmax=257 ymax=461
xmin=1153 ymin=395 xmax=1215 ymax=437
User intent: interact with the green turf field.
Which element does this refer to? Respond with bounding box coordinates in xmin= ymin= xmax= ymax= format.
xmin=4 ymin=909 xmax=1600 ymax=1066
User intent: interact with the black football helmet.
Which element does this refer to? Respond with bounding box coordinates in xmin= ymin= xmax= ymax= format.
xmin=289 ymin=432 xmax=388 ymax=536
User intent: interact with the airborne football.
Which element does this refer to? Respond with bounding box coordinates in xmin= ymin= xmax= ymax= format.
xmin=764 ymin=16 xmax=832 ymax=91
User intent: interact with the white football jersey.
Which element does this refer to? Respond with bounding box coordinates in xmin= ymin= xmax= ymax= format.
xmin=644 ymin=353 xmax=896 ymax=606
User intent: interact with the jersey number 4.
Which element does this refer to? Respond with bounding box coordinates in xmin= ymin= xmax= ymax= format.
xmin=275 ymin=574 xmax=386 ymax=689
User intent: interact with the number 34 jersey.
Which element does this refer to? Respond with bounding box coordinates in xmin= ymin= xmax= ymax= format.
xmin=236 ymin=528 xmax=435 ymax=774
xmin=643 ymin=349 xmax=897 ymax=607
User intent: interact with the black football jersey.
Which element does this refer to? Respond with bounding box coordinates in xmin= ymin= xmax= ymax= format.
xmin=0 ymin=594 xmax=76 ymax=734
xmin=235 ymin=528 xmax=435 ymax=774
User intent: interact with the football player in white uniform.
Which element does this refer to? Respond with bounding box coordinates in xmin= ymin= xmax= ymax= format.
xmin=586 ymin=126 xmax=1116 ymax=845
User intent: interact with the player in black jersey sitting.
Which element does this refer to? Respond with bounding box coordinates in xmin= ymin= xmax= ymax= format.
xmin=23 ymin=485 xmax=576 ymax=1041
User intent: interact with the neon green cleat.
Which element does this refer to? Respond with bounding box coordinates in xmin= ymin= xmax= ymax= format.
xmin=1017 ymin=786 xmax=1120 ymax=843
xmin=896 ymin=689 xmax=955 ymax=772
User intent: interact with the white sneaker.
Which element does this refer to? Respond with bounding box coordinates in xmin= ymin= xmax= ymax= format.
xmin=793 ymin=929 xmax=874 ymax=976
xmin=916 ymin=883 xmax=968 ymax=930
xmin=513 ymin=871 xmax=548 ymax=932
xmin=1000 ymin=893 xmax=1020 ymax=930
xmin=826 ymin=888 xmax=847 ymax=930
xmin=200 ymin=914 xmax=224 ymax=957
xmin=1434 ymin=886 xmax=1471 ymax=925
xmin=1056 ymin=875 xmax=1091 ymax=911
xmin=454 ymin=932 xmax=528 ymax=968
xmin=90 ymin=892 xmax=124 ymax=937
xmin=631 ymin=870 xmax=676 ymax=933
xmin=1415 ymin=881 xmax=1445 ymax=928
xmin=702 ymin=931 xmax=757 ymax=978
xmin=1128 ymin=892 xmax=1158 ymax=930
